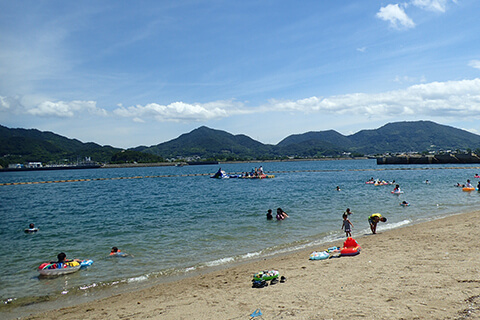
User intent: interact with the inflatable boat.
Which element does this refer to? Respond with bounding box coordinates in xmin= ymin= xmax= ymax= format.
xmin=340 ymin=237 xmax=361 ymax=256
xmin=38 ymin=260 xmax=93 ymax=276
xmin=309 ymin=251 xmax=330 ymax=260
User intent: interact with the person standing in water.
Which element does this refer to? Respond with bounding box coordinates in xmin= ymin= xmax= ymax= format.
xmin=276 ymin=208 xmax=288 ymax=220
xmin=266 ymin=209 xmax=273 ymax=220
xmin=341 ymin=213 xmax=354 ymax=237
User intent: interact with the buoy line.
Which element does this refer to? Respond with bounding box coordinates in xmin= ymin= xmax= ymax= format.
xmin=1 ymin=165 xmax=479 ymax=186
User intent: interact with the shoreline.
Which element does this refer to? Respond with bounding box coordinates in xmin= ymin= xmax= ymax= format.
xmin=10 ymin=209 xmax=480 ymax=319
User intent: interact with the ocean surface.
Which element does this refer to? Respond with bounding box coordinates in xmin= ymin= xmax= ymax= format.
xmin=1 ymin=159 xmax=480 ymax=318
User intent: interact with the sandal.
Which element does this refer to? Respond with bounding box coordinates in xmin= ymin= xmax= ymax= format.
xmin=270 ymin=277 xmax=279 ymax=285
xmin=280 ymin=276 xmax=287 ymax=283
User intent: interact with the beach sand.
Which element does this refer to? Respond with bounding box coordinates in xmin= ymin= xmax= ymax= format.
xmin=21 ymin=210 xmax=480 ymax=319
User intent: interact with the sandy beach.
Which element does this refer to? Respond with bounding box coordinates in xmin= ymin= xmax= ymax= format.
xmin=18 ymin=210 xmax=480 ymax=320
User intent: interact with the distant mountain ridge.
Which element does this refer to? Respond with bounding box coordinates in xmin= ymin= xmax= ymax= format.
xmin=2 ymin=121 xmax=480 ymax=166
xmin=136 ymin=120 xmax=480 ymax=159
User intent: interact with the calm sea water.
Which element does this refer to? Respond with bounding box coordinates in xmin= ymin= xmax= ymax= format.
xmin=1 ymin=159 xmax=480 ymax=317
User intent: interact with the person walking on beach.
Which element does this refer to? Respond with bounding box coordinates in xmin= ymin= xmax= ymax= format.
xmin=368 ymin=213 xmax=387 ymax=234
xmin=341 ymin=213 xmax=354 ymax=237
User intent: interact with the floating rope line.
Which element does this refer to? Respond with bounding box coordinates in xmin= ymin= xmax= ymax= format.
xmin=1 ymin=166 xmax=479 ymax=186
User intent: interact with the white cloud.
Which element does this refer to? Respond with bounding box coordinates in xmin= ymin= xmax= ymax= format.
xmin=4 ymin=79 xmax=480 ymax=126
xmin=23 ymin=99 xmax=107 ymax=117
xmin=469 ymin=60 xmax=480 ymax=70
xmin=268 ymin=78 xmax=480 ymax=118
xmin=357 ymin=47 xmax=367 ymax=53
xmin=411 ymin=0 xmax=449 ymax=12
xmin=113 ymin=100 xmax=250 ymax=122
xmin=376 ymin=4 xmax=415 ymax=29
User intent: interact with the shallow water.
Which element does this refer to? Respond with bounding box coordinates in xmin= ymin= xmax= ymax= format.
xmin=1 ymin=159 xmax=479 ymax=316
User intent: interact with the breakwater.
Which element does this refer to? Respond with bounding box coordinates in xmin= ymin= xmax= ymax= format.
xmin=377 ymin=154 xmax=480 ymax=165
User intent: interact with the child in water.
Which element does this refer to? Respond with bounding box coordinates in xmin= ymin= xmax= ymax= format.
xmin=266 ymin=209 xmax=273 ymax=220
xmin=341 ymin=213 xmax=354 ymax=237
xmin=110 ymin=247 xmax=131 ymax=257
xmin=276 ymin=208 xmax=289 ymax=220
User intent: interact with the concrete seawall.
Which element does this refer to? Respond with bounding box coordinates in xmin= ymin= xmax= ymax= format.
xmin=377 ymin=154 xmax=480 ymax=165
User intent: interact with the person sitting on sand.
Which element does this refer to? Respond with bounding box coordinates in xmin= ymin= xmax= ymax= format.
xmin=368 ymin=213 xmax=387 ymax=234
xmin=266 ymin=209 xmax=273 ymax=220
xmin=276 ymin=208 xmax=289 ymax=220
xmin=341 ymin=213 xmax=354 ymax=237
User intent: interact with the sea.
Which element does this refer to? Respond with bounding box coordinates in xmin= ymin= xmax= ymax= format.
xmin=1 ymin=159 xmax=480 ymax=318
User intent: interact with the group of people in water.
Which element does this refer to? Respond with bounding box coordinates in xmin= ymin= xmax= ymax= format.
xmin=266 ymin=206 xmax=387 ymax=236
xmin=26 ymin=224 xmax=130 ymax=263
xmin=212 ymin=166 xmax=266 ymax=179
xmin=455 ymin=179 xmax=479 ymax=189
xmin=266 ymin=208 xmax=289 ymax=220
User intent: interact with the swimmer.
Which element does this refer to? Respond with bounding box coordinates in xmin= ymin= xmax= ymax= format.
xmin=276 ymin=208 xmax=288 ymax=220
xmin=110 ymin=247 xmax=131 ymax=257
xmin=24 ymin=223 xmax=39 ymax=233
xmin=465 ymin=179 xmax=473 ymax=188
xmin=266 ymin=209 xmax=273 ymax=220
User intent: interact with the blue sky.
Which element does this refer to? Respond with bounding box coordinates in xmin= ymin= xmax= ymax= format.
xmin=1 ymin=0 xmax=480 ymax=148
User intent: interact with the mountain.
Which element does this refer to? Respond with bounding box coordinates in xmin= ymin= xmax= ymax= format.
xmin=0 ymin=125 xmax=123 ymax=165
xmin=137 ymin=121 xmax=480 ymax=159
xmin=2 ymin=121 xmax=480 ymax=166
xmin=133 ymin=126 xmax=276 ymax=160
xmin=275 ymin=130 xmax=355 ymax=157
xmin=348 ymin=121 xmax=480 ymax=154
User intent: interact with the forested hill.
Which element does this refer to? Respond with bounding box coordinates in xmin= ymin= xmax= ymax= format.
xmin=135 ymin=121 xmax=480 ymax=159
xmin=2 ymin=120 xmax=480 ymax=166
xmin=0 ymin=125 xmax=163 ymax=166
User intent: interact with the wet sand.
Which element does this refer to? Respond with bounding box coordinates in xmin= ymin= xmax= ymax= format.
xmin=20 ymin=210 xmax=480 ymax=319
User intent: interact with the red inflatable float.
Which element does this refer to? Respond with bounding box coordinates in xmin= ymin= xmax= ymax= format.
xmin=340 ymin=237 xmax=361 ymax=256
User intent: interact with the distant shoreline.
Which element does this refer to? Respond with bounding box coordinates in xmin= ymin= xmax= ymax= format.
xmin=101 ymin=157 xmax=369 ymax=169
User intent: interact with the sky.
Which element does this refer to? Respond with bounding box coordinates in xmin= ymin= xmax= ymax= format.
xmin=1 ymin=0 xmax=480 ymax=149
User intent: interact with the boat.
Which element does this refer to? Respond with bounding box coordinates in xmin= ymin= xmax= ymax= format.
xmin=38 ymin=264 xmax=81 ymax=276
